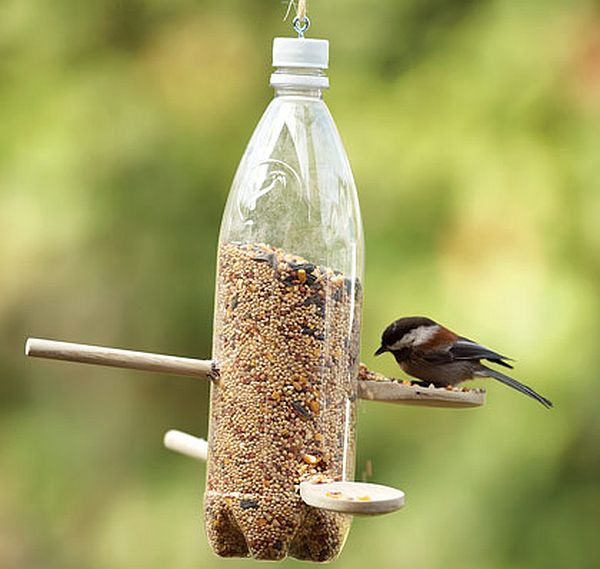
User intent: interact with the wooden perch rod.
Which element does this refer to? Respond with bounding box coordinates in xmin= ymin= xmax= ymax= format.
xmin=25 ymin=338 xmax=216 ymax=380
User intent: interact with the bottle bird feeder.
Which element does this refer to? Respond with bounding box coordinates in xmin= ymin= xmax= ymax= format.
xmin=25 ymin=22 xmax=485 ymax=563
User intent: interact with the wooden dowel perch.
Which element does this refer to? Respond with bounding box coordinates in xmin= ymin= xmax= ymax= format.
xmin=25 ymin=338 xmax=217 ymax=380
xmin=25 ymin=338 xmax=484 ymax=408
xmin=164 ymin=430 xmax=208 ymax=461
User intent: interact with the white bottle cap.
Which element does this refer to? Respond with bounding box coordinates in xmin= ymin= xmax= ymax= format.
xmin=272 ymin=37 xmax=329 ymax=69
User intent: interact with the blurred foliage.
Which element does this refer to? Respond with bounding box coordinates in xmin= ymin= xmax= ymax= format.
xmin=1 ymin=0 xmax=600 ymax=568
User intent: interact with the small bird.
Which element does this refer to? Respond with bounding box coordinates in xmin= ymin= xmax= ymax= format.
xmin=375 ymin=316 xmax=552 ymax=408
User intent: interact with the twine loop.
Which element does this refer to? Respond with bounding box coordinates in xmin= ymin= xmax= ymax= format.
xmin=285 ymin=0 xmax=310 ymax=38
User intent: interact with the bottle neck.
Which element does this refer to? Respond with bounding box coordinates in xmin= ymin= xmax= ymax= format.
xmin=274 ymin=85 xmax=323 ymax=98
xmin=270 ymin=67 xmax=329 ymax=99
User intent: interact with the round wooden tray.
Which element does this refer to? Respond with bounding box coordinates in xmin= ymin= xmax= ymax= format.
xmin=358 ymin=380 xmax=485 ymax=408
xmin=357 ymin=365 xmax=485 ymax=408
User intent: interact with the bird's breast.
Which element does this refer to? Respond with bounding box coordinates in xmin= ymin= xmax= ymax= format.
xmin=402 ymin=358 xmax=476 ymax=386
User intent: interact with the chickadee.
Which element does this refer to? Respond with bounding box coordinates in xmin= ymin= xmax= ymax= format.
xmin=375 ymin=316 xmax=553 ymax=408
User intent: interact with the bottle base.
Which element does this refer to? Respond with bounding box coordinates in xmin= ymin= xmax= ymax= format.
xmin=205 ymin=493 xmax=351 ymax=562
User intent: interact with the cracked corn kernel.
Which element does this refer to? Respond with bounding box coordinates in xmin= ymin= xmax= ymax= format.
xmin=303 ymin=454 xmax=320 ymax=465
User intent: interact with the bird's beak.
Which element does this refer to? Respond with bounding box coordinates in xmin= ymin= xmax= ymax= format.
xmin=374 ymin=345 xmax=387 ymax=356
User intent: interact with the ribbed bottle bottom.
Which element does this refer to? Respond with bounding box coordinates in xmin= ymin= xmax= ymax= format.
xmin=204 ymin=493 xmax=351 ymax=561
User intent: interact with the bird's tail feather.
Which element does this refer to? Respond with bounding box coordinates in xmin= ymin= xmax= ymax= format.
xmin=479 ymin=366 xmax=553 ymax=409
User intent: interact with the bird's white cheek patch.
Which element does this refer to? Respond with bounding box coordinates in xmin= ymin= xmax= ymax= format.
xmin=387 ymin=325 xmax=440 ymax=350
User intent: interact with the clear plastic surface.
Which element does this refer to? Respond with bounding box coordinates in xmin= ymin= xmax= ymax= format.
xmin=205 ymin=77 xmax=364 ymax=561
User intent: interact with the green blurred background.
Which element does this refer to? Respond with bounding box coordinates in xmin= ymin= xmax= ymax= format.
xmin=1 ymin=0 xmax=599 ymax=568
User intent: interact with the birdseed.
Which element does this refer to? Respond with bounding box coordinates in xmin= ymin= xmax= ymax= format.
xmin=205 ymin=242 xmax=362 ymax=561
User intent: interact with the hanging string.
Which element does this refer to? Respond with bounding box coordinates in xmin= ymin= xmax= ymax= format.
xmin=297 ymin=0 xmax=306 ymax=23
xmin=284 ymin=0 xmax=310 ymax=38
xmin=283 ymin=1 xmax=296 ymax=22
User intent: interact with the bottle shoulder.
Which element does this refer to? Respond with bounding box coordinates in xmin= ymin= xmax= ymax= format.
xmin=242 ymin=96 xmax=352 ymax=175
xmin=219 ymin=94 xmax=363 ymax=275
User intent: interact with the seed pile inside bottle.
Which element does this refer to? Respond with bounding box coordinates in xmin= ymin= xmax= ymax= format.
xmin=205 ymin=242 xmax=362 ymax=561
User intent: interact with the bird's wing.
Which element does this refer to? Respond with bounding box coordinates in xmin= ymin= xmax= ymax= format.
xmin=417 ymin=344 xmax=455 ymax=365
xmin=449 ymin=338 xmax=514 ymax=369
